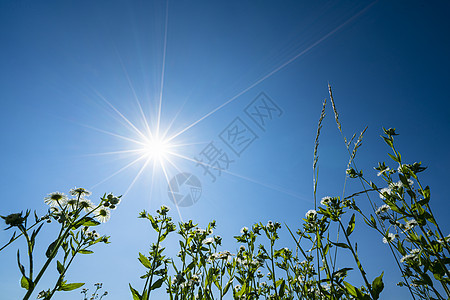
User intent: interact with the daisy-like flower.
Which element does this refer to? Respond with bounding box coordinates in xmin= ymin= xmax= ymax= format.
xmin=320 ymin=196 xmax=332 ymax=206
xmin=400 ymin=254 xmax=413 ymax=263
xmin=217 ymin=250 xmax=233 ymax=260
xmin=383 ymin=232 xmax=397 ymax=244
xmin=69 ymin=187 xmax=91 ymax=197
xmin=410 ymin=249 xmax=420 ymax=255
xmin=79 ymin=199 xmax=95 ymax=212
xmin=95 ymin=208 xmax=111 ymax=223
xmin=202 ymin=237 xmax=214 ymax=245
xmin=266 ymin=220 xmax=274 ymax=230
xmin=305 ymin=209 xmax=317 ymax=221
xmin=44 ymin=192 xmax=67 ymax=207
xmin=240 ymin=226 xmax=248 ymax=234
xmin=400 ymin=249 xmax=420 ymax=263
xmin=66 ymin=198 xmax=79 ymax=209
xmin=375 ymin=204 xmax=391 ymax=215
xmin=389 ymin=181 xmax=403 ymax=189
xmin=405 ymin=219 xmax=418 ymax=230
xmin=379 ymin=188 xmax=392 ymax=199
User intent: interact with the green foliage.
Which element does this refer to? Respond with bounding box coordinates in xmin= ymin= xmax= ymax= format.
xmin=1 ymin=188 xmax=120 ymax=300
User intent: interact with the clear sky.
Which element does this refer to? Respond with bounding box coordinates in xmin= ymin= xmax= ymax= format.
xmin=1 ymin=0 xmax=450 ymax=299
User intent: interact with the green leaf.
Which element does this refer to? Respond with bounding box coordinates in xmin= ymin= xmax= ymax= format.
xmin=138 ymin=252 xmax=152 ymax=269
xmin=17 ymin=250 xmax=26 ymax=277
xmin=150 ymin=278 xmax=165 ymax=290
xmin=142 ymin=289 xmax=149 ymax=300
xmin=59 ymin=282 xmax=85 ymax=291
xmin=20 ymin=276 xmax=30 ymax=290
xmin=346 ymin=214 xmax=356 ymax=236
xmin=332 ymin=267 xmax=352 ymax=278
xmin=372 ymin=272 xmax=384 ymax=299
xmin=57 ymin=260 xmax=64 ymax=274
xmin=129 ymin=284 xmax=141 ymax=300
xmin=279 ymin=279 xmax=286 ymax=297
xmin=399 ymin=174 xmax=409 ymax=186
xmin=343 ymin=281 xmax=357 ymax=297
xmin=223 ymin=280 xmax=232 ymax=295
xmin=382 ymin=136 xmax=393 ymax=148
xmin=78 ymin=249 xmax=94 ymax=254
xmin=80 ymin=217 xmax=101 ymax=227
xmin=387 ymin=153 xmax=399 ymax=163
xmin=46 ymin=240 xmax=58 ymax=258
xmin=330 ymin=241 xmax=351 ymax=249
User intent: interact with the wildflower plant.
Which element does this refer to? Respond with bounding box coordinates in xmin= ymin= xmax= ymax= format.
xmin=0 ymin=188 xmax=121 ymax=299
xmin=132 ymin=204 xmax=386 ymax=299
xmin=80 ymin=282 xmax=108 ymax=300
xmin=346 ymin=128 xmax=450 ymax=299
xmin=129 ymin=85 xmax=447 ymax=300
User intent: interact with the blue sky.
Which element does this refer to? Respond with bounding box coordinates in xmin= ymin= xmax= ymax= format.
xmin=1 ymin=0 xmax=450 ymax=299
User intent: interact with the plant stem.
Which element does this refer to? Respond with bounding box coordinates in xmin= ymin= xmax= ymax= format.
xmin=338 ymin=220 xmax=375 ymax=299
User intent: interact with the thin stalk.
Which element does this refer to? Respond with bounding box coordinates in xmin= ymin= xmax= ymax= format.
xmin=337 ymin=219 xmax=375 ymax=299
xmin=143 ymin=216 xmax=165 ymax=294
xmin=269 ymin=240 xmax=279 ymax=299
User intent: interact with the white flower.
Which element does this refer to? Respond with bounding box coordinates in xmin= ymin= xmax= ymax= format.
xmin=69 ymin=187 xmax=91 ymax=197
xmin=389 ymin=181 xmax=403 ymax=189
xmin=79 ymin=199 xmax=95 ymax=212
xmin=383 ymin=232 xmax=397 ymax=244
xmin=217 ymin=251 xmax=233 ymax=260
xmin=65 ymin=198 xmax=78 ymax=209
xmin=379 ymin=188 xmax=392 ymax=199
xmin=240 ymin=226 xmax=248 ymax=234
xmin=195 ymin=228 xmax=206 ymax=235
xmin=400 ymin=249 xmax=420 ymax=263
xmin=400 ymin=254 xmax=413 ymax=263
xmin=410 ymin=249 xmax=420 ymax=255
xmin=202 ymin=237 xmax=214 ymax=245
xmin=375 ymin=204 xmax=391 ymax=215
xmin=320 ymin=196 xmax=332 ymax=206
xmin=95 ymin=208 xmax=110 ymax=223
xmin=305 ymin=209 xmax=317 ymax=220
xmin=44 ymin=192 xmax=67 ymax=207
xmin=405 ymin=219 xmax=418 ymax=230
xmin=266 ymin=221 xmax=274 ymax=230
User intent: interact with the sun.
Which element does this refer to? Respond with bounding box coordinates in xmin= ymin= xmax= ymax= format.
xmin=141 ymin=136 xmax=172 ymax=162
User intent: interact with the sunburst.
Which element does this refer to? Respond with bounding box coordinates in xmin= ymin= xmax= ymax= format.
xmin=84 ymin=0 xmax=374 ymax=220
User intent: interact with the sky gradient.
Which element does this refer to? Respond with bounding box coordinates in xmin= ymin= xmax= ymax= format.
xmin=1 ymin=0 xmax=450 ymax=299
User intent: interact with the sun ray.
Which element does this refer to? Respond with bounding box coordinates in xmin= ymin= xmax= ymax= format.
xmin=168 ymin=152 xmax=310 ymax=202
xmin=166 ymin=1 xmax=376 ymax=143
xmin=117 ymin=52 xmax=153 ymax=139
xmin=90 ymin=155 xmax=147 ymax=190
xmin=156 ymin=0 xmax=170 ymax=137
xmin=81 ymin=149 xmax=144 ymax=157
xmin=123 ymin=157 xmax=152 ymax=196
xmin=161 ymin=94 xmax=191 ymax=140
xmin=94 ymin=89 xmax=149 ymax=141
xmin=79 ymin=123 xmax=147 ymax=146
